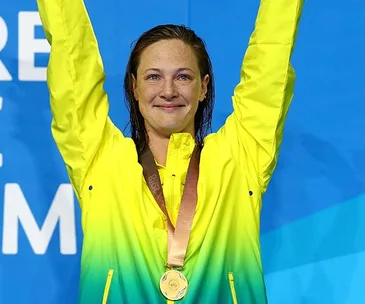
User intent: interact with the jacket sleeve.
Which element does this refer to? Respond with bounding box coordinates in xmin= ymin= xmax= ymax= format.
xmin=36 ymin=0 xmax=117 ymax=200
xmin=214 ymin=0 xmax=304 ymax=193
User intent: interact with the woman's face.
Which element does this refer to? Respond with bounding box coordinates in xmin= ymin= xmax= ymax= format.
xmin=133 ymin=39 xmax=209 ymax=139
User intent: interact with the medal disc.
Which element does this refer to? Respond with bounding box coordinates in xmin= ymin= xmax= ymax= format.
xmin=159 ymin=269 xmax=188 ymax=300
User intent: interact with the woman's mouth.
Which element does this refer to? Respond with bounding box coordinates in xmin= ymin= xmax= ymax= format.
xmin=155 ymin=105 xmax=185 ymax=111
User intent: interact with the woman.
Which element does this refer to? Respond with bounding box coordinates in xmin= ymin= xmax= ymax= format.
xmin=36 ymin=0 xmax=303 ymax=303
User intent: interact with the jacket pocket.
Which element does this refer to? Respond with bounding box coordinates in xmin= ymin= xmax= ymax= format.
xmin=228 ymin=272 xmax=238 ymax=304
xmin=102 ymin=269 xmax=114 ymax=304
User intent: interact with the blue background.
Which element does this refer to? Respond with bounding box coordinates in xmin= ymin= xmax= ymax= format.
xmin=1 ymin=0 xmax=364 ymax=303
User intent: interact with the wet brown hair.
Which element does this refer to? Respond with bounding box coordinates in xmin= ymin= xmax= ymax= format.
xmin=124 ymin=24 xmax=215 ymax=153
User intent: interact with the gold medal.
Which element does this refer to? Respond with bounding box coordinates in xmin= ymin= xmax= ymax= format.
xmin=159 ymin=269 xmax=188 ymax=301
xmin=141 ymin=146 xmax=200 ymax=301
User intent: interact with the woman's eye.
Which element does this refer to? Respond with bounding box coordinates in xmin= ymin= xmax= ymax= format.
xmin=147 ymin=74 xmax=160 ymax=81
xmin=177 ymin=74 xmax=191 ymax=81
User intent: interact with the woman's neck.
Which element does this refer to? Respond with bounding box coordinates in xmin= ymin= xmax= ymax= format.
xmin=147 ymin=131 xmax=170 ymax=166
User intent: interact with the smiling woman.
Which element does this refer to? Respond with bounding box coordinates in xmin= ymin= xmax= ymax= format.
xmin=36 ymin=0 xmax=304 ymax=303
xmin=125 ymin=27 xmax=213 ymax=163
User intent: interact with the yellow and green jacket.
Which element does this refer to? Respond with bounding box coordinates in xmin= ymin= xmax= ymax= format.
xmin=36 ymin=0 xmax=303 ymax=302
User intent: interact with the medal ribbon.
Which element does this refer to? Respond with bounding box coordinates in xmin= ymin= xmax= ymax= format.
xmin=139 ymin=144 xmax=200 ymax=268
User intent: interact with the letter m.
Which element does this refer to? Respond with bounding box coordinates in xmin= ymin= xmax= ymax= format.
xmin=2 ymin=184 xmax=76 ymax=254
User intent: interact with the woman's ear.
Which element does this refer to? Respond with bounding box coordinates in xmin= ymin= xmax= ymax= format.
xmin=200 ymin=74 xmax=210 ymax=102
xmin=132 ymin=74 xmax=138 ymax=101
